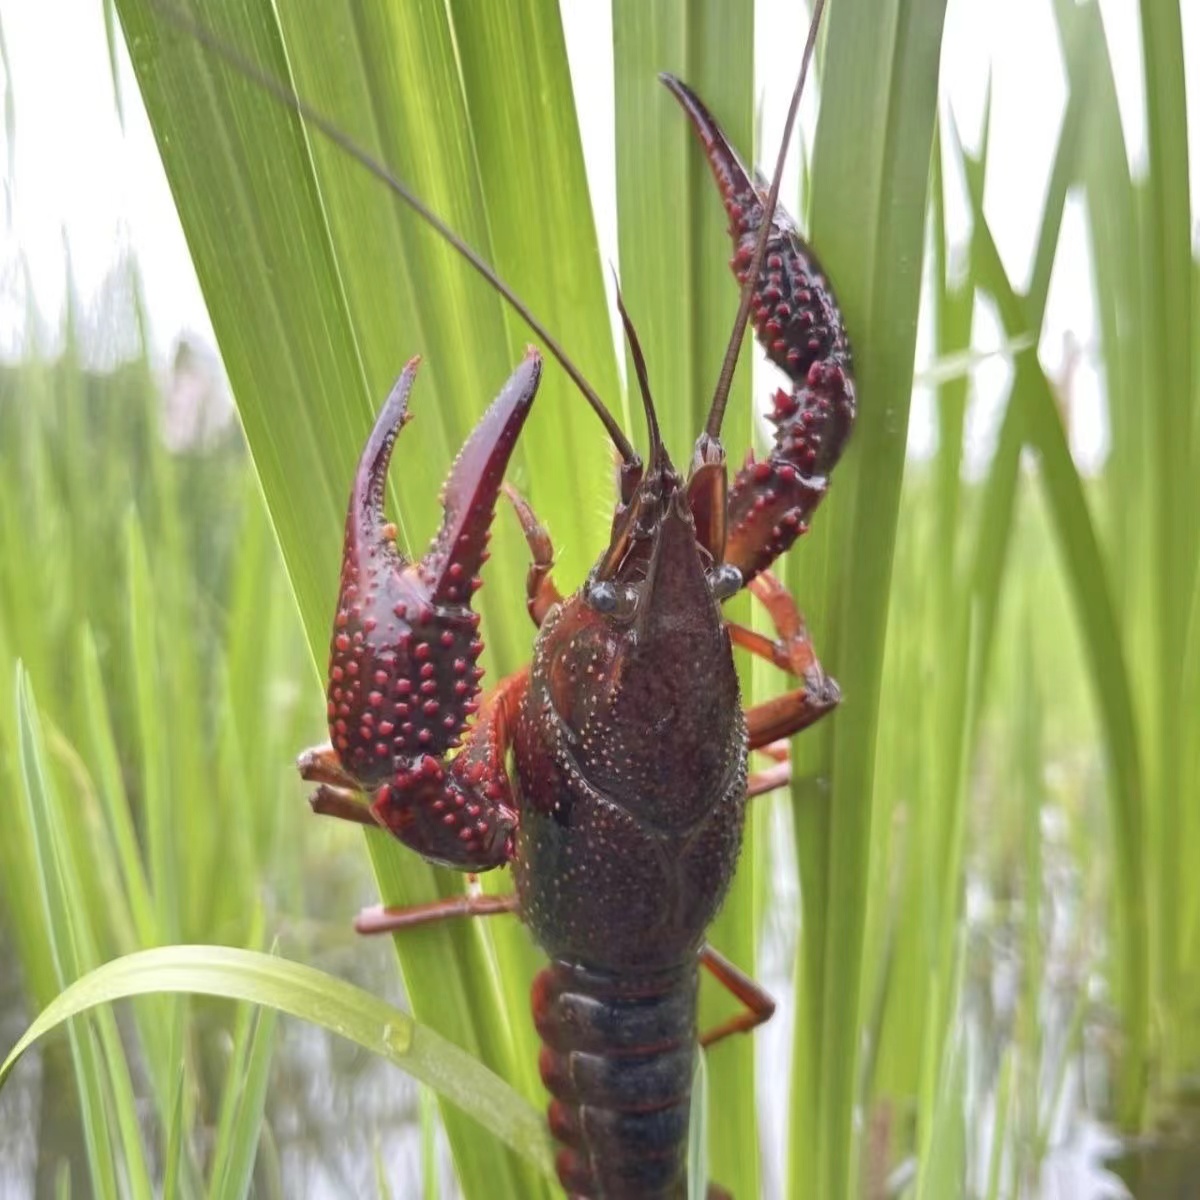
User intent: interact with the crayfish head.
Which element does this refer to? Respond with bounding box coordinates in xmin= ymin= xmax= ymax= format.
xmin=540 ymin=280 xmax=742 ymax=824
xmin=541 ymin=460 xmax=742 ymax=830
xmin=585 ymin=445 xmax=735 ymax=658
xmin=591 ymin=280 xmax=741 ymax=639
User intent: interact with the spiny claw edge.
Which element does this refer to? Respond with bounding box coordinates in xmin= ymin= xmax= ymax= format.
xmin=324 ymin=353 xmax=541 ymax=788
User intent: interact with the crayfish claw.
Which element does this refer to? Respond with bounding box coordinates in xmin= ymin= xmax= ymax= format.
xmin=421 ymin=349 xmax=543 ymax=606
xmin=659 ymin=74 xmax=759 ymax=244
xmin=324 ymin=353 xmax=541 ymax=789
xmin=664 ymin=74 xmax=856 ymax=585
xmin=352 ymin=357 xmax=419 ymax=552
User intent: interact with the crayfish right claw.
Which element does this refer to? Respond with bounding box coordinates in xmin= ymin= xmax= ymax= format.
xmin=321 ymin=352 xmax=541 ymax=789
xmin=663 ymin=74 xmax=857 ymax=585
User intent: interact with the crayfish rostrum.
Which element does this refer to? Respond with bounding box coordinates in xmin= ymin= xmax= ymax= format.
xmin=297 ymin=22 xmax=853 ymax=1200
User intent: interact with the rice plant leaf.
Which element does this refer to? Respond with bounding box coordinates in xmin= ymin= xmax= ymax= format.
xmin=959 ymin=131 xmax=1148 ymax=1128
xmin=1133 ymin=0 xmax=1196 ymax=1091
xmin=0 ymin=945 xmax=555 ymax=1178
xmin=209 ymin=1006 xmax=278 ymax=1200
xmin=113 ymin=4 xmax=613 ymax=1194
xmin=76 ymin=624 xmax=156 ymax=948
xmin=125 ymin=513 xmax=177 ymax=942
xmin=787 ymin=2 xmax=949 ymax=1195
xmin=14 ymin=665 xmax=153 ymax=1200
xmin=162 ymin=1066 xmax=185 ymax=1200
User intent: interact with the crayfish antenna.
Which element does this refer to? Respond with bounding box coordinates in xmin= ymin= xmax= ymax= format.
xmin=613 ymin=276 xmax=669 ymax=470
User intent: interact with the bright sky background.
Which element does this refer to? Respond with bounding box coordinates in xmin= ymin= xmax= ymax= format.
xmin=0 ymin=0 xmax=1196 ymax=474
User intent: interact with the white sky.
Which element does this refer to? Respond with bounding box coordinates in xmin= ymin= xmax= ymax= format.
xmin=0 ymin=0 xmax=1195 ymax=473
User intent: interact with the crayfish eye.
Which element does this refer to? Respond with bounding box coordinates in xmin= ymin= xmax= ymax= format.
xmin=586 ymin=580 xmax=639 ymax=621
xmin=707 ymin=564 xmax=743 ymax=602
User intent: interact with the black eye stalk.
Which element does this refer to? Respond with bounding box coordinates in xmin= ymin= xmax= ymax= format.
xmin=707 ymin=564 xmax=743 ymax=602
xmin=586 ymin=579 xmax=640 ymax=620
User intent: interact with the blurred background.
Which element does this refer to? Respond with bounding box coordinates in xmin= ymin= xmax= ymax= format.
xmin=0 ymin=0 xmax=1197 ymax=1197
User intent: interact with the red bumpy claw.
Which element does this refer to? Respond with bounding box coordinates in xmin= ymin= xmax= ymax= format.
xmin=323 ymin=351 xmax=541 ymax=869
xmin=662 ymin=76 xmax=857 ymax=584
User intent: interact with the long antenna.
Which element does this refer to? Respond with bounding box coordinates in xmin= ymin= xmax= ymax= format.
xmin=612 ymin=274 xmax=665 ymax=467
xmin=149 ymin=2 xmax=638 ymax=465
xmin=703 ymin=0 xmax=826 ymax=441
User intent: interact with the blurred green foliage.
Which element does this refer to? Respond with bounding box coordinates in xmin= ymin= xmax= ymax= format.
xmin=1 ymin=0 xmax=1198 ymax=1197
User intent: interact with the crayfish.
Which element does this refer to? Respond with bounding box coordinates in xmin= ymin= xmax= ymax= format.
xmin=288 ymin=7 xmax=853 ymax=1198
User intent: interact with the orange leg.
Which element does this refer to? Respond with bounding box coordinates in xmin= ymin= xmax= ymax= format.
xmin=355 ymin=890 xmax=519 ymax=936
xmin=308 ymin=783 xmax=377 ymax=826
xmin=729 ymin=570 xmax=840 ymax=750
xmin=698 ymin=943 xmax=776 ymax=1048
xmin=297 ymin=743 xmax=358 ymax=789
xmin=746 ymin=759 xmax=791 ymax=798
xmin=503 ymin=483 xmax=562 ymax=626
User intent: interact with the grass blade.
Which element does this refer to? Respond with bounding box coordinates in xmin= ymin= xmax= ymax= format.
xmin=1 ymin=945 xmax=555 ymax=1179
xmin=787 ymin=2 xmax=949 ymax=1195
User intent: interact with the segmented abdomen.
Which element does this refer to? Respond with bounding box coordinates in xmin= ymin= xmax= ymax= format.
xmin=534 ymin=959 xmax=697 ymax=1199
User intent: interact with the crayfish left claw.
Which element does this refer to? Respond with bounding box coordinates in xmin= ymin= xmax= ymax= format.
xmin=323 ymin=352 xmax=541 ymax=789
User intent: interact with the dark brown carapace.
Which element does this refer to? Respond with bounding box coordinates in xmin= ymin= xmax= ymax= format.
xmin=297 ymin=32 xmax=854 ymax=1200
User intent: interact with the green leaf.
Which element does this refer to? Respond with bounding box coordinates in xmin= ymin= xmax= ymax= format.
xmin=14 ymin=665 xmax=152 ymax=1200
xmin=959 ymin=131 xmax=1149 ymax=1128
xmin=112 ymin=4 xmax=610 ymax=1193
xmin=208 ymin=1005 xmax=278 ymax=1200
xmin=787 ymin=2 xmax=949 ymax=1195
xmin=0 ymin=945 xmax=555 ymax=1178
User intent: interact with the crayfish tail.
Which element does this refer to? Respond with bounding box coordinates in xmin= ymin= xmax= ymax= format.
xmin=534 ymin=959 xmax=699 ymax=1199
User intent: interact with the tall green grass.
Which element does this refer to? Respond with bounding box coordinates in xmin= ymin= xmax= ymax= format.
xmin=0 ymin=282 xmax=315 ymax=1192
xmin=3 ymin=0 xmax=1198 ymax=1196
